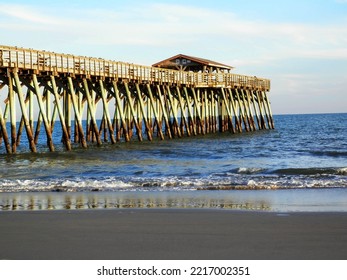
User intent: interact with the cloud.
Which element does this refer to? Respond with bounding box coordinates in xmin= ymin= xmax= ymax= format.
xmin=1 ymin=2 xmax=346 ymax=59
xmin=1 ymin=1 xmax=346 ymax=114
xmin=0 ymin=4 xmax=61 ymax=25
xmin=1 ymin=2 xmax=347 ymax=67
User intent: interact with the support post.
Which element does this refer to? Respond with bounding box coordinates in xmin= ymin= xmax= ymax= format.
xmin=124 ymin=82 xmax=143 ymax=141
xmin=99 ymin=80 xmax=116 ymax=143
xmin=191 ymin=88 xmax=204 ymax=135
xmin=50 ymin=76 xmax=72 ymax=151
xmin=241 ymin=89 xmax=255 ymax=131
xmin=176 ymin=86 xmax=191 ymax=137
xmin=0 ymin=102 xmax=11 ymax=153
xmin=112 ymin=81 xmax=130 ymax=142
xmin=156 ymin=85 xmax=172 ymax=139
xmin=8 ymin=71 xmax=16 ymax=153
xmin=12 ymin=71 xmax=37 ymax=152
xmin=256 ymin=90 xmax=266 ymax=129
xmin=183 ymin=87 xmax=197 ymax=136
xmin=250 ymin=90 xmax=261 ymax=130
xmin=67 ymin=77 xmax=87 ymax=148
xmin=235 ymin=88 xmax=249 ymax=132
xmin=228 ymin=89 xmax=242 ymax=133
xmin=83 ymin=78 xmax=102 ymax=146
xmin=220 ymin=88 xmax=235 ymax=133
xmin=135 ymin=83 xmax=152 ymax=141
xmin=146 ymin=84 xmax=164 ymax=140
xmin=32 ymin=74 xmax=54 ymax=151
xmin=166 ymin=86 xmax=181 ymax=138
xmin=204 ymin=90 xmax=209 ymax=134
xmin=263 ymin=91 xmax=275 ymax=129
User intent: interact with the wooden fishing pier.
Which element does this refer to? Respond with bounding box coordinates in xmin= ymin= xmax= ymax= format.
xmin=0 ymin=45 xmax=274 ymax=154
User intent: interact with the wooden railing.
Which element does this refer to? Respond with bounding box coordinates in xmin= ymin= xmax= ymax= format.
xmin=0 ymin=45 xmax=270 ymax=90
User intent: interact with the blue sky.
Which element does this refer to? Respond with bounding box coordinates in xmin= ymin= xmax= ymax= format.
xmin=1 ymin=0 xmax=346 ymax=114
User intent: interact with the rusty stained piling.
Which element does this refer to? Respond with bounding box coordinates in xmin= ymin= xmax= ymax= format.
xmin=0 ymin=46 xmax=274 ymax=154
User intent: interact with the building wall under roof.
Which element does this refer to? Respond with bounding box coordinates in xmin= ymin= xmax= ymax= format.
xmin=152 ymin=54 xmax=233 ymax=73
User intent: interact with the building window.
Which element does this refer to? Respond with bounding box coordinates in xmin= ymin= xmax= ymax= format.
xmin=176 ymin=59 xmax=180 ymax=64
xmin=182 ymin=59 xmax=186 ymax=64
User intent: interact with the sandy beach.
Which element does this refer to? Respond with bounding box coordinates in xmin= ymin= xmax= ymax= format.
xmin=1 ymin=209 xmax=346 ymax=260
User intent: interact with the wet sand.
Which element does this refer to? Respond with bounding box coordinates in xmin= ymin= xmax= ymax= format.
xmin=0 ymin=209 xmax=346 ymax=260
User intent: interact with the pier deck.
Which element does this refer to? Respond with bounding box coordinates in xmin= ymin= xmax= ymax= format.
xmin=0 ymin=45 xmax=274 ymax=154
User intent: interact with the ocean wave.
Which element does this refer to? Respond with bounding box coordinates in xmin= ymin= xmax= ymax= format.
xmin=0 ymin=178 xmax=133 ymax=193
xmin=1 ymin=173 xmax=346 ymax=193
xmin=337 ymin=167 xmax=347 ymax=175
xmin=273 ymin=167 xmax=347 ymax=176
xmin=237 ymin=167 xmax=266 ymax=174
xmin=309 ymin=150 xmax=347 ymax=158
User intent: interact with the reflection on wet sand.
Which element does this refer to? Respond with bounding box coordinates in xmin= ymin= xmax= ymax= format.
xmin=0 ymin=192 xmax=271 ymax=211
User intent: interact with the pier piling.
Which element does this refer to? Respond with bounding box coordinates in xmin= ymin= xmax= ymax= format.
xmin=0 ymin=45 xmax=274 ymax=154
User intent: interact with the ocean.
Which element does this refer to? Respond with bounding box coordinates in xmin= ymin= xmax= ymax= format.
xmin=0 ymin=113 xmax=346 ymax=211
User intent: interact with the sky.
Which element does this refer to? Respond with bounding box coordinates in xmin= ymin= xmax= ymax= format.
xmin=1 ymin=0 xmax=346 ymax=115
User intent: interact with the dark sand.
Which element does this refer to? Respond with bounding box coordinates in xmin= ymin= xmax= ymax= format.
xmin=1 ymin=209 xmax=346 ymax=260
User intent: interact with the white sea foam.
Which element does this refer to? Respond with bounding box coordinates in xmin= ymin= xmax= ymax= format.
xmin=0 ymin=168 xmax=346 ymax=193
xmin=237 ymin=167 xmax=264 ymax=174
xmin=337 ymin=167 xmax=347 ymax=175
xmin=247 ymin=180 xmax=257 ymax=186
